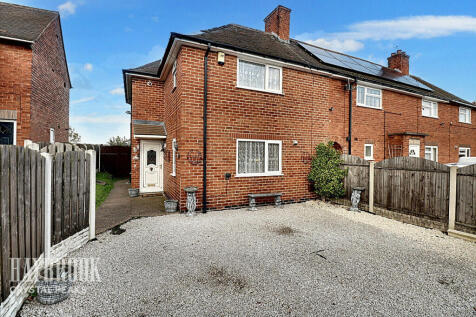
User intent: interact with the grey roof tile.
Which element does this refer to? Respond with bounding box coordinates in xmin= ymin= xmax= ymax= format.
xmin=0 ymin=2 xmax=58 ymax=42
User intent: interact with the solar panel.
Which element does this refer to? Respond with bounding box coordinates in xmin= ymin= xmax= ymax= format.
xmin=300 ymin=42 xmax=432 ymax=91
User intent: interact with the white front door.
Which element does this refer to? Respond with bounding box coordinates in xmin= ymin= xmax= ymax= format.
xmin=409 ymin=144 xmax=420 ymax=157
xmin=140 ymin=140 xmax=163 ymax=193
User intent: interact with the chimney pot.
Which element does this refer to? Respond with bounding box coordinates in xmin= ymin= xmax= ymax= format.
xmin=387 ymin=50 xmax=410 ymax=75
xmin=264 ymin=5 xmax=291 ymax=41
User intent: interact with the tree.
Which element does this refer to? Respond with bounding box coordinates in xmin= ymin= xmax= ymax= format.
xmin=308 ymin=141 xmax=347 ymax=200
xmin=107 ymin=136 xmax=130 ymax=146
xmin=68 ymin=127 xmax=81 ymax=143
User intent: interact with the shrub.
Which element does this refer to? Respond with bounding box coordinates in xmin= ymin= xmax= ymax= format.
xmin=308 ymin=141 xmax=347 ymax=200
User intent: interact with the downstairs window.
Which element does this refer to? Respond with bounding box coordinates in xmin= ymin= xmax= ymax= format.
xmin=236 ymin=139 xmax=282 ymax=176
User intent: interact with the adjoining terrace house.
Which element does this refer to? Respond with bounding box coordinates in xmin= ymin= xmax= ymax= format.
xmin=0 ymin=2 xmax=71 ymax=145
xmin=123 ymin=5 xmax=476 ymax=211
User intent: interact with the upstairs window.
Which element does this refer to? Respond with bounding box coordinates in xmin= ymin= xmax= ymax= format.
xmin=172 ymin=60 xmax=177 ymax=89
xmin=237 ymin=59 xmax=282 ymax=93
xmin=459 ymin=107 xmax=471 ymax=124
xmin=459 ymin=147 xmax=471 ymax=158
xmin=422 ymin=100 xmax=438 ymax=118
xmin=357 ymin=86 xmax=382 ymax=109
xmin=425 ymin=146 xmax=438 ymax=162
xmin=236 ymin=139 xmax=282 ymax=176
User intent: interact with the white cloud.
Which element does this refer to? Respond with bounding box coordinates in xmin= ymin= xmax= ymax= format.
xmin=83 ymin=63 xmax=93 ymax=71
xmin=71 ymin=96 xmax=95 ymax=105
xmin=306 ymin=38 xmax=364 ymax=52
xmin=109 ymin=87 xmax=124 ymax=95
xmin=58 ymin=1 xmax=76 ymax=16
xmin=297 ymin=15 xmax=476 ymax=52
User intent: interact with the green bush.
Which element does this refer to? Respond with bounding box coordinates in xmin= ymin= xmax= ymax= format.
xmin=308 ymin=141 xmax=347 ymax=200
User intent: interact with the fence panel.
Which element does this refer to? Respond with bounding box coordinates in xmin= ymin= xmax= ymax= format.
xmin=374 ymin=157 xmax=450 ymax=221
xmin=0 ymin=146 xmax=45 ymax=300
xmin=456 ymin=164 xmax=476 ymax=234
xmin=51 ymin=150 xmax=90 ymax=244
xmin=336 ymin=155 xmax=370 ymax=207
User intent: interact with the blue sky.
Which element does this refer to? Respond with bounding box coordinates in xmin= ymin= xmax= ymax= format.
xmin=6 ymin=0 xmax=476 ymax=143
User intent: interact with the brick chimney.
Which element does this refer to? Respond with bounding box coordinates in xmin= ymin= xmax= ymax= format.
xmin=387 ymin=50 xmax=410 ymax=75
xmin=264 ymin=5 xmax=291 ymax=41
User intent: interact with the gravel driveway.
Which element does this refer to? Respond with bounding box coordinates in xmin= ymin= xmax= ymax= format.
xmin=21 ymin=201 xmax=476 ymax=316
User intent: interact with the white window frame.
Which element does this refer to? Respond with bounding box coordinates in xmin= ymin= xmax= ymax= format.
xmin=459 ymin=147 xmax=471 ymax=158
xmin=356 ymin=85 xmax=382 ymax=109
xmin=236 ymin=58 xmax=282 ymax=94
xmin=425 ymin=146 xmax=438 ymax=162
xmin=171 ymin=138 xmax=176 ymax=176
xmin=422 ymin=99 xmax=438 ymax=118
xmin=172 ymin=60 xmax=177 ymax=89
xmin=49 ymin=128 xmax=55 ymax=143
xmin=235 ymin=139 xmax=283 ymax=177
xmin=364 ymin=144 xmax=374 ymax=160
xmin=0 ymin=119 xmax=17 ymax=145
xmin=459 ymin=107 xmax=471 ymax=124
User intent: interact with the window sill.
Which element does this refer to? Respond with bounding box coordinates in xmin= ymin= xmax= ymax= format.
xmin=356 ymin=103 xmax=382 ymax=110
xmin=458 ymin=121 xmax=471 ymax=125
xmin=364 ymin=158 xmax=374 ymax=161
xmin=422 ymin=115 xmax=439 ymax=119
xmin=236 ymin=85 xmax=283 ymax=96
xmin=235 ymin=173 xmax=284 ymax=178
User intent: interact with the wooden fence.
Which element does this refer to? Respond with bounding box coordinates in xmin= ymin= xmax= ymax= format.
xmin=0 ymin=146 xmax=45 ymax=299
xmin=374 ymin=157 xmax=450 ymax=223
xmin=456 ymin=164 xmax=476 ymax=233
xmin=29 ymin=141 xmax=130 ymax=178
xmin=52 ymin=151 xmax=90 ymax=245
xmin=338 ymin=155 xmax=476 ymax=237
xmin=0 ymin=145 xmax=95 ymax=303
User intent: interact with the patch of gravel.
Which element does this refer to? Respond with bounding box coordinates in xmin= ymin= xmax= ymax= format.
xmin=20 ymin=201 xmax=476 ymax=316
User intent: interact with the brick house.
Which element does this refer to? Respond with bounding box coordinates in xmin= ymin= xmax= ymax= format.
xmin=123 ymin=5 xmax=475 ymax=211
xmin=0 ymin=2 xmax=71 ymax=145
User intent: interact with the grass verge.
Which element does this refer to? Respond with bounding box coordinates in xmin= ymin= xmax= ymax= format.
xmin=96 ymin=172 xmax=116 ymax=207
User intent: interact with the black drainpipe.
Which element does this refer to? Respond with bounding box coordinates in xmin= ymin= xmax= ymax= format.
xmin=347 ymin=79 xmax=354 ymax=155
xmin=203 ymin=43 xmax=211 ymax=213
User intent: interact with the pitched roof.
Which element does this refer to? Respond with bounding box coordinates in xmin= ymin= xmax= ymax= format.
xmin=127 ymin=23 xmax=472 ymax=107
xmin=0 ymin=2 xmax=58 ymax=42
xmin=126 ymin=59 xmax=162 ymax=76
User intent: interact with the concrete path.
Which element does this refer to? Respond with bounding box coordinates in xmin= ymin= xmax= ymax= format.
xmin=95 ymin=179 xmax=167 ymax=234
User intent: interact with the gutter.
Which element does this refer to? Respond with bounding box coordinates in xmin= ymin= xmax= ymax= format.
xmin=203 ymin=43 xmax=211 ymax=213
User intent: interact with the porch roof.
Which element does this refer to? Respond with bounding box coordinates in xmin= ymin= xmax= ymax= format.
xmin=133 ymin=120 xmax=167 ymax=137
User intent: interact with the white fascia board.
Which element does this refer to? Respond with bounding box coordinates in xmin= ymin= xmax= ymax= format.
xmin=134 ymin=135 xmax=166 ymax=139
xmin=0 ymin=35 xmax=34 ymax=44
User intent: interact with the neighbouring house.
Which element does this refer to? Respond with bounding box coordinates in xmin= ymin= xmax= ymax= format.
xmin=0 ymin=2 xmax=71 ymax=145
xmin=123 ymin=5 xmax=475 ymax=211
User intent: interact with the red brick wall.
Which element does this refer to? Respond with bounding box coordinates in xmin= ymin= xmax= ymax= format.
xmin=264 ymin=6 xmax=291 ymax=41
xmin=0 ymin=40 xmax=32 ymax=145
xmin=130 ymin=44 xmax=475 ymax=210
xmin=350 ymin=89 xmax=476 ymax=163
xmin=31 ymin=17 xmax=70 ymax=143
xmin=130 ymin=77 xmax=165 ymax=189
